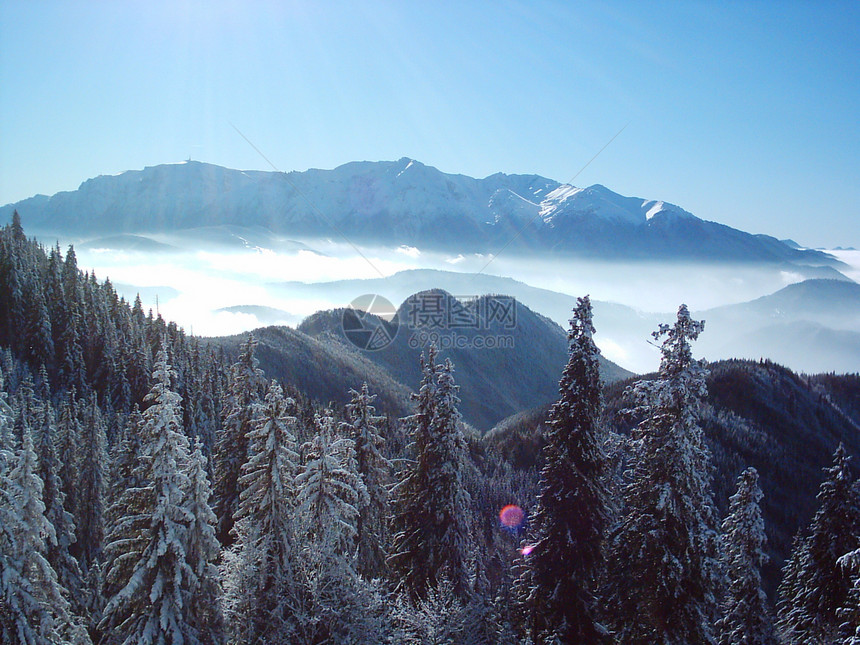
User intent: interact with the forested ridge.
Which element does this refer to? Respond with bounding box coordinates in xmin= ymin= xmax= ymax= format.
xmin=1 ymin=213 xmax=858 ymax=643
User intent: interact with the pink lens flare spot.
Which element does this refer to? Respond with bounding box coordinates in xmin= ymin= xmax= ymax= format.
xmin=520 ymin=544 xmax=535 ymax=556
xmin=499 ymin=504 xmax=525 ymax=528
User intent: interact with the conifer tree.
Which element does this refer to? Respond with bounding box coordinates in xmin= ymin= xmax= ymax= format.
xmin=837 ymin=547 xmax=860 ymax=644
xmin=0 ymin=431 xmax=91 ymax=644
xmin=389 ymin=347 xmax=472 ymax=600
xmin=609 ymin=305 xmax=720 ymax=645
xmin=222 ymin=380 xmax=300 ymax=644
xmin=777 ymin=444 xmax=860 ymax=644
xmin=343 ymin=382 xmax=391 ymax=578
xmin=515 ymin=295 xmax=609 ymax=643
xmin=56 ymin=393 xmax=81 ymax=527
xmin=100 ymin=410 xmax=149 ymax=622
xmin=214 ymin=334 xmax=265 ymax=546
xmin=21 ymin=280 xmax=54 ymax=373
xmin=718 ymin=467 xmax=776 ymax=645
xmin=0 ymin=372 xmax=13 ymax=450
xmin=10 ymin=209 xmax=24 ymax=242
xmin=99 ymin=347 xmax=202 ymax=645
xmin=76 ymin=394 xmax=108 ymax=573
xmin=297 ymin=412 xmax=366 ymax=557
xmin=57 ymin=302 xmax=87 ymax=395
xmin=35 ymin=404 xmax=86 ymax=620
xmin=184 ymin=439 xmax=225 ymax=644
xmin=12 ymin=375 xmax=38 ymax=445
xmin=293 ymin=412 xmax=371 ymax=643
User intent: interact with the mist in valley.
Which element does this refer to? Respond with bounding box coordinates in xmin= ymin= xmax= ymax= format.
xmin=42 ymin=226 xmax=860 ymax=375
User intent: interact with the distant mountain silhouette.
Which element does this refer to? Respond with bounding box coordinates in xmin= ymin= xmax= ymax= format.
xmin=3 ymin=159 xmax=842 ymax=264
xmin=210 ymin=289 xmax=632 ymax=432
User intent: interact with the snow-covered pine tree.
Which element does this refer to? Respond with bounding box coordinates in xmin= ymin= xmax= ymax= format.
xmin=389 ymin=347 xmax=472 ymax=600
xmin=343 ymin=382 xmax=391 ymax=578
xmin=514 ymin=295 xmax=610 ymax=643
xmin=187 ymin=344 xmax=219 ymax=456
xmin=76 ymin=393 xmax=108 ymax=573
xmin=717 ymin=467 xmax=776 ymax=645
xmin=392 ymin=572 xmax=471 ymax=644
xmin=222 ymin=380 xmax=300 ymax=644
xmin=0 ymin=370 xmax=14 ymax=452
xmin=0 ymin=430 xmax=91 ymax=644
xmin=388 ymin=346 xmax=441 ymax=598
xmin=20 ymin=276 xmax=54 ymax=373
xmin=293 ymin=411 xmax=372 ymax=643
xmin=297 ymin=412 xmax=366 ymax=557
xmin=608 ymin=304 xmax=721 ymax=645
xmin=35 ymin=403 xmax=86 ymax=621
xmin=57 ymin=302 xmax=87 ymax=396
xmin=56 ymin=392 xmax=81 ymax=531
xmin=837 ymin=547 xmax=860 ymax=644
xmin=12 ymin=375 xmax=38 ymax=445
xmin=184 ymin=439 xmax=225 ymax=644
xmin=0 ymin=372 xmax=13 ymax=451
xmin=777 ymin=443 xmax=860 ymax=644
xmin=214 ymin=334 xmax=265 ymax=546
xmin=100 ymin=409 xmax=149 ymax=631
xmin=99 ymin=346 xmax=202 ymax=645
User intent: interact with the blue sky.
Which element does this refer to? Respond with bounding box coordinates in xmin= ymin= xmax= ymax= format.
xmin=1 ymin=0 xmax=857 ymax=247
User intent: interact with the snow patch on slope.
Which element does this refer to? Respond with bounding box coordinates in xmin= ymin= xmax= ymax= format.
xmin=644 ymin=199 xmax=696 ymax=222
xmin=539 ymin=185 xmax=584 ymax=222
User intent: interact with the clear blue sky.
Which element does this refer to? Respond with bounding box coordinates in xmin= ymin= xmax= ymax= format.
xmin=1 ymin=0 xmax=857 ymax=246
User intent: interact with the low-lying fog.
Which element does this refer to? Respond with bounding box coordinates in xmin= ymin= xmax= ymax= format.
xmin=40 ymin=228 xmax=860 ymax=375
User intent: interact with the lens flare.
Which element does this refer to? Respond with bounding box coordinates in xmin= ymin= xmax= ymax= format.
xmin=499 ymin=504 xmax=525 ymax=529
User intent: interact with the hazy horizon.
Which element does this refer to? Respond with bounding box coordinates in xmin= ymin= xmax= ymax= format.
xmin=28 ymin=225 xmax=856 ymax=375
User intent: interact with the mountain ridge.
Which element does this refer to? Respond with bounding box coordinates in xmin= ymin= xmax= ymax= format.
xmin=2 ymin=159 xmax=841 ymax=265
xmin=210 ymin=288 xmax=632 ymax=432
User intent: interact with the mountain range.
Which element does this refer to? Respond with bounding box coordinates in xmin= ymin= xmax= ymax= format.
xmin=2 ymin=158 xmax=842 ymax=264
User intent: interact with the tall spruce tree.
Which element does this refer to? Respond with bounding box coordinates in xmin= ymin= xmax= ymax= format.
xmin=343 ymin=382 xmax=391 ymax=578
xmin=293 ymin=412 xmax=375 ymax=644
xmin=76 ymin=394 xmax=108 ymax=573
xmin=99 ymin=347 xmax=202 ymax=645
xmin=100 ymin=410 xmax=150 ymax=636
xmin=222 ymin=380 xmax=300 ymax=644
xmin=0 ymin=431 xmax=91 ymax=644
xmin=184 ymin=439 xmax=225 ymax=644
xmin=514 ymin=295 xmax=609 ymax=643
xmin=296 ymin=412 xmax=366 ymax=558
xmin=56 ymin=393 xmax=81 ymax=534
xmin=717 ymin=467 xmax=776 ymax=645
xmin=777 ymin=444 xmax=860 ymax=644
xmin=0 ymin=370 xmax=13 ymax=451
xmin=609 ymin=304 xmax=720 ymax=645
xmin=213 ymin=334 xmax=265 ymax=546
xmin=389 ymin=347 xmax=472 ymax=600
xmin=34 ymin=404 xmax=86 ymax=620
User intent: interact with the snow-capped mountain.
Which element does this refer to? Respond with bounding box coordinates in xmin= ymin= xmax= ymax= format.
xmin=1 ymin=158 xmax=838 ymax=264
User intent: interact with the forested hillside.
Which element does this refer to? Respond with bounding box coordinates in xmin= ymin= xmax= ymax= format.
xmin=487 ymin=358 xmax=860 ymax=596
xmin=210 ymin=294 xmax=630 ymax=433
xmin=1 ymin=214 xmax=858 ymax=643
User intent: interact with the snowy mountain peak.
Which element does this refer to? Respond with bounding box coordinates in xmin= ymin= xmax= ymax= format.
xmin=643 ymin=199 xmax=696 ymax=222
xmin=1 ymin=159 xmax=839 ymax=265
xmin=538 ymin=183 xmax=664 ymax=227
